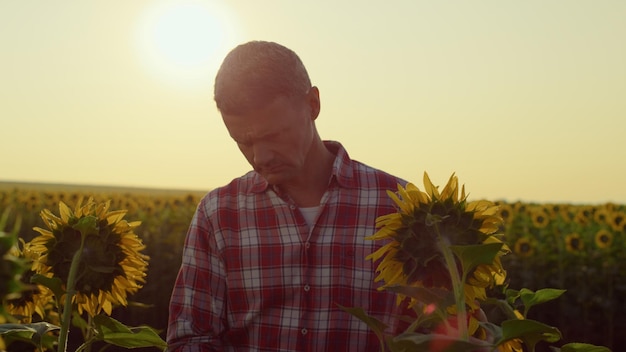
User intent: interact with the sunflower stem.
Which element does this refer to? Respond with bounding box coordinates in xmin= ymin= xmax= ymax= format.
xmin=58 ymin=241 xmax=84 ymax=352
xmin=437 ymin=236 xmax=469 ymax=340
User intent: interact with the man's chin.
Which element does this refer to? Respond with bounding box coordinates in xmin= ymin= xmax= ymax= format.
xmin=259 ymin=171 xmax=290 ymax=186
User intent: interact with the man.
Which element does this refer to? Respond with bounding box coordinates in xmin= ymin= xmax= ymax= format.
xmin=167 ymin=40 xmax=407 ymax=351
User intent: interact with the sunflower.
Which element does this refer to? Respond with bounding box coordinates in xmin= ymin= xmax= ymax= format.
xmin=593 ymin=208 xmax=611 ymax=225
xmin=565 ymin=233 xmax=584 ymax=253
xmin=29 ymin=197 xmax=149 ymax=316
xmin=498 ymin=336 xmax=524 ymax=352
xmin=574 ymin=206 xmax=594 ymax=226
xmin=512 ymin=202 xmax=526 ymax=213
xmin=594 ymin=229 xmax=613 ymax=249
xmin=608 ymin=211 xmax=625 ymax=233
xmin=366 ymin=173 xmax=508 ymax=313
xmin=495 ymin=202 xmax=514 ymax=226
xmin=529 ymin=207 xmax=550 ymax=229
xmin=553 ymin=204 xmax=575 ymax=223
xmin=4 ymin=239 xmax=55 ymax=323
xmin=513 ymin=237 xmax=534 ymax=258
xmin=544 ymin=204 xmax=560 ymax=216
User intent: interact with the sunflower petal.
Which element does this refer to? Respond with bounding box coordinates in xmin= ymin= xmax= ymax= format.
xmin=423 ymin=172 xmax=440 ymax=198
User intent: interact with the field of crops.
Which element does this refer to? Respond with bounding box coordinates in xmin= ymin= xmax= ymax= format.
xmin=1 ymin=181 xmax=625 ymax=349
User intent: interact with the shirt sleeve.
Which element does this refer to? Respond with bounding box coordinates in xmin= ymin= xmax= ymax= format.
xmin=167 ymin=200 xmax=228 ymax=351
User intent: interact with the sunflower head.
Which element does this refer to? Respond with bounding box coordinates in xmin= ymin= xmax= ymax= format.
xmin=366 ymin=173 xmax=507 ymax=307
xmin=594 ymin=229 xmax=613 ymax=249
xmin=496 ymin=202 xmax=515 ymax=226
xmin=4 ymin=239 xmax=55 ymax=323
xmin=29 ymin=197 xmax=149 ymax=316
xmin=564 ymin=233 xmax=584 ymax=253
xmin=609 ymin=211 xmax=625 ymax=232
xmin=530 ymin=207 xmax=550 ymax=229
xmin=514 ymin=238 xmax=534 ymax=258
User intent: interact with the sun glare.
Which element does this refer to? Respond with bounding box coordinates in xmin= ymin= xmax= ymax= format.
xmin=135 ymin=0 xmax=241 ymax=89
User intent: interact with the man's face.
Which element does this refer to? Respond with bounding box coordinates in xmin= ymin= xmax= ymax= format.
xmin=221 ymin=93 xmax=317 ymax=186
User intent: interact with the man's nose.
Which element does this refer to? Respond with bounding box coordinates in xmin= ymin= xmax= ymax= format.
xmin=253 ymin=143 xmax=273 ymax=166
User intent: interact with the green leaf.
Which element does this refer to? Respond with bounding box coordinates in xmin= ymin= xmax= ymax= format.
xmin=559 ymin=342 xmax=612 ymax=352
xmin=505 ymin=288 xmax=521 ymax=306
xmin=384 ymin=285 xmax=455 ymax=308
xmin=72 ymin=311 xmax=88 ymax=330
xmin=0 ymin=322 xmax=59 ymax=336
xmin=72 ymin=215 xmax=99 ymax=237
xmin=449 ymin=242 xmax=503 ymax=281
xmin=0 ymin=233 xmax=16 ymax=254
xmin=31 ymin=273 xmax=65 ymax=299
xmin=425 ymin=213 xmax=448 ymax=226
xmin=26 ymin=322 xmax=60 ymax=347
xmin=337 ymin=305 xmax=388 ymax=347
xmin=93 ymin=314 xmax=167 ymax=350
xmin=0 ymin=325 xmax=37 ymax=348
xmin=498 ymin=319 xmax=561 ymax=351
xmin=0 ymin=207 xmax=20 ymax=237
xmin=389 ymin=332 xmax=492 ymax=352
xmin=0 ymin=322 xmax=60 ymax=348
xmin=27 ymin=322 xmax=59 ymax=337
xmin=478 ymin=321 xmax=503 ymax=344
xmin=378 ymin=286 xmax=454 ymax=335
xmin=519 ymin=288 xmax=566 ymax=317
xmin=0 ymin=323 xmax=37 ymax=335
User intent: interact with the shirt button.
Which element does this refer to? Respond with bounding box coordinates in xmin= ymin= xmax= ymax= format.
xmin=304 ymin=284 xmax=310 ymax=292
xmin=305 ymin=242 xmax=310 ymax=249
xmin=301 ymin=328 xmax=308 ymax=335
xmin=289 ymin=204 xmax=296 ymax=210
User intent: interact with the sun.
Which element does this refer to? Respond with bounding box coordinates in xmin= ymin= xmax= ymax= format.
xmin=134 ymin=0 xmax=242 ymax=88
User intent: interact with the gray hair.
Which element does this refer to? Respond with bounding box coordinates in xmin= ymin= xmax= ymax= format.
xmin=214 ymin=41 xmax=312 ymax=114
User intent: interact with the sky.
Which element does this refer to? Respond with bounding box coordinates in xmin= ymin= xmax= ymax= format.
xmin=1 ymin=0 xmax=625 ymax=204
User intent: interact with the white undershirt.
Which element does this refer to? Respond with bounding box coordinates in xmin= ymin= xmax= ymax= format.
xmin=299 ymin=206 xmax=321 ymax=228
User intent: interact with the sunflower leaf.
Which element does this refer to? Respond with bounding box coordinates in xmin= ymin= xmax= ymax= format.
xmin=0 ymin=322 xmax=59 ymax=348
xmin=384 ymin=285 xmax=455 ymax=308
xmin=0 ymin=323 xmax=37 ymax=335
xmin=449 ymin=242 xmax=503 ymax=280
xmin=92 ymin=314 xmax=167 ymax=350
xmin=337 ymin=304 xmax=388 ymax=347
xmin=26 ymin=322 xmax=59 ymax=337
xmin=72 ymin=215 xmax=99 ymax=237
xmin=559 ymin=342 xmax=612 ymax=352
xmin=505 ymin=288 xmax=521 ymax=306
xmin=388 ymin=331 xmax=491 ymax=352
xmin=498 ymin=318 xmax=561 ymax=351
xmin=1 ymin=207 xmax=21 ymax=237
xmin=72 ymin=311 xmax=89 ymax=331
xmin=0 ymin=324 xmax=37 ymax=348
xmin=519 ymin=288 xmax=566 ymax=317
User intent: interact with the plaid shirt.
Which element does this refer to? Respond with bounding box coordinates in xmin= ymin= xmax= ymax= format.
xmin=167 ymin=141 xmax=407 ymax=351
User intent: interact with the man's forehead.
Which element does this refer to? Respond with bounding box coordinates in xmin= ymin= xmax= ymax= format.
xmin=223 ymin=109 xmax=289 ymax=142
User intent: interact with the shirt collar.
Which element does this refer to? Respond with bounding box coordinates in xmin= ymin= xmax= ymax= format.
xmin=249 ymin=140 xmax=357 ymax=194
xmin=325 ymin=140 xmax=357 ymax=189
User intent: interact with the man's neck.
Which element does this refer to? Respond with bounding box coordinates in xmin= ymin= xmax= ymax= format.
xmin=279 ymin=141 xmax=335 ymax=207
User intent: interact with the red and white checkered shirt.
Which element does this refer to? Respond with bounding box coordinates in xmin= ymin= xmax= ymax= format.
xmin=167 ymin=141 xmax=407 ymax=351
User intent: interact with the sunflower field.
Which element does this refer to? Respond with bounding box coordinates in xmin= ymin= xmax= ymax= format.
xmin=0 ymin=182 xmax=204 ymax=350
xmin=1 ymin=182 xmax=625 ymax=349
xmin=495 ymin=201 xmax=626 ymax=349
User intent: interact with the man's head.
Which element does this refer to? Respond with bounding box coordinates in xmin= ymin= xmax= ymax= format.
xmin=215 ymin=41 xmax=324 ymax=187
xmin=214 ymin=41 xmax=312 ymax=115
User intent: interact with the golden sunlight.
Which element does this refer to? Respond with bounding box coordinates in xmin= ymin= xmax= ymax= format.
xmin=134 ymin=0 xmax=241 ymax=88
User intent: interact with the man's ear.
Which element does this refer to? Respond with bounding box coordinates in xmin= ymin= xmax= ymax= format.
xmin=307 ymin=86 xmax=321 ymax=120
